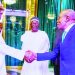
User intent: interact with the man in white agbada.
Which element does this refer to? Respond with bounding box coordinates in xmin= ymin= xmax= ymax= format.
xmin=0 ymin=3 xmax=25 ymax=75
xmin=21 ymin=17 xmax=50 ymax=75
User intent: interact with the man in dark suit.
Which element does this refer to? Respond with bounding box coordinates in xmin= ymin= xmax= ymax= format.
xmin=53 ymin=28 xmax=63 ymax=75
xmin=24 ymin=9 xmax=75 ymax=75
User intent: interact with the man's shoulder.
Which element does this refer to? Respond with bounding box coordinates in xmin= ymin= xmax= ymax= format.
xmin=38 ymin=30 xmax=49 ymax=39
xmin=21 ymin=31 xmax=31 ymax=38
xmin=38 ymin=30 xmax=47 ymax=34
xmin=22 ymin=30 xmax=31 ymax=35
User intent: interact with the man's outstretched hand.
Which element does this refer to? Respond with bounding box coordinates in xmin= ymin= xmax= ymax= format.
xmin=24 ymin=50 xmax=37 ymax=63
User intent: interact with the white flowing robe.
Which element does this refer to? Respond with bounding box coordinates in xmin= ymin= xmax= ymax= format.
xmin=21 ymin=30 xmax=50 ymax=75
xmin=0 ymin=33 xmax=25 ymax=75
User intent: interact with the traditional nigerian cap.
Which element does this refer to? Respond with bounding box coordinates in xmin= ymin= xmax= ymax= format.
xmin=30 ymin=17 xmax=39 ymax=22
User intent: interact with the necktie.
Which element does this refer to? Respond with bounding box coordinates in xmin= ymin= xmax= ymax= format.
xmin=62 ymin=31 xmax=67 ymax=42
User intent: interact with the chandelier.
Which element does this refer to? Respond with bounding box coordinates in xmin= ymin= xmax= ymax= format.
xmin=47 ymin=13 xmax=55 ymax=20
xmin=4 ymin=0 xmax=16 ymax=5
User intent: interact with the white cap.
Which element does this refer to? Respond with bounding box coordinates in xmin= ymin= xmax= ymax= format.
xmin=30 ymin=17 xmax=39 ymax=22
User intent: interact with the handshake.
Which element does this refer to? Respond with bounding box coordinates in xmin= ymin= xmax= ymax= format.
xmin=24 ymin=50 xmax=37 ymax=63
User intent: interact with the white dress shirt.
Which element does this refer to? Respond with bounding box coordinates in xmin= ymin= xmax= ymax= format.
xmin=0 ymin=32 xmax=25 ymax=75
xmin=62 ymin=23 xmax=75 ymax=42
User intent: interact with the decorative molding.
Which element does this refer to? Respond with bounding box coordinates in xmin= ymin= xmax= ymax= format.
xmin=5 ymin=9 xmax=28 ymax=17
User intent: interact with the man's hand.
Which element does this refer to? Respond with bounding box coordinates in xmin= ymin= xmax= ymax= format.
xmin=24 ymin=50 xmax=37 ymax=63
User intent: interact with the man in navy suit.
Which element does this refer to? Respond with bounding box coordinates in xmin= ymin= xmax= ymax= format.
xmin=24 ymin=9 xmax=75 ymax=75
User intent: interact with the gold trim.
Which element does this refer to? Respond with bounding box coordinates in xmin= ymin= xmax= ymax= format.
xmin=26 ymin=0 xmax=38 ymax=30
xmin=6 ymin=66 xmax=22 ymax=71
xmin=2 ymin=0 xmax=6 ymax=40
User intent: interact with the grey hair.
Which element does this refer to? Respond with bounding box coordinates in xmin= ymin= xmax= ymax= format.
xmin=64 ymin=9 xmax=75 ymax=20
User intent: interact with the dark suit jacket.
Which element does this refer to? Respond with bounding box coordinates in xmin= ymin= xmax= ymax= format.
xmin=37 ymin=25 xmax=75 ymax=75
xmin=53 ymin=28 xmax=63 ymax=65
xmin=53 ymin=28 xmax=63 ymax=75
